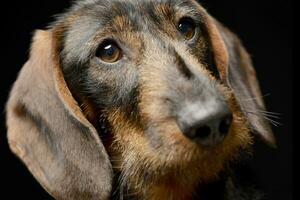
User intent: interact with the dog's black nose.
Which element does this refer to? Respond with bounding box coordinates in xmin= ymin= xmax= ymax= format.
xmin=177 ymin=103 xmax=232 ymax=147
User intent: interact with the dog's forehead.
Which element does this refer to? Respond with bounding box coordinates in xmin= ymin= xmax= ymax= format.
xmin=74 ymin=0 xmax=198 ymax=25
xmin=77 ymin=0 xmax=190 ymax=8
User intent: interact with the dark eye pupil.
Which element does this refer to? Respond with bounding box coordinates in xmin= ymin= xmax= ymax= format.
xmin=104 ymin=44 xmax=115 ymax=56
xmin=179 ymin=22 xmax=190 ymax=33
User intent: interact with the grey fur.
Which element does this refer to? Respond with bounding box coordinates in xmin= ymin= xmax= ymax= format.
xmin=6 ymin=0 xmax=274 ymax=199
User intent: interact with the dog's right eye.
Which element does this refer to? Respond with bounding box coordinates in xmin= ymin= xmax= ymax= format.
xmin=178 ymin=18 xmax=196 ymax=40
xmin=96 ymin=41 xmax=122 ymax=63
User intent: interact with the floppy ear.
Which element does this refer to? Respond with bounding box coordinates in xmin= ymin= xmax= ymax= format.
xmin=6 ymin=30 xmax=113 ymax=199
xmin=203 ymin=15 xmax=276 ymax=146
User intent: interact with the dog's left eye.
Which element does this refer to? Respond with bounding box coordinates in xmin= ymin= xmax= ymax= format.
xmin=96 ymin=41 xmax=122 ymax=63
xmin=178 ymin=18 xmax=196 ymax=40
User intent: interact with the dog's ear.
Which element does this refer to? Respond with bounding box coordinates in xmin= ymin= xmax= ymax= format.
xmin=6 ymin=30 xmax=113 ymax=199
xmin=204 ymin=15 xmax=276 ymax=146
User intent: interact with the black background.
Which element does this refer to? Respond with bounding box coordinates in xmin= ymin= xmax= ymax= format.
xmin=0 ymin=0 xmax=293 ymax=199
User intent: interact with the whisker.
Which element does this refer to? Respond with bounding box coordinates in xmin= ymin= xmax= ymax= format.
xmin=256 ymin=109 xmax=281 ymax=115
xmin=260 ymin=114 xmax=281 ymax=119
xmin=243 ymin=110 xmax=282 ymax=126
xmin=263 ymin=117 xmax=281 ymax=126
xmin=257 ymin=112 xmax=281 ymax=119
xmin=240 ymin=93 xmax=271 ymax=102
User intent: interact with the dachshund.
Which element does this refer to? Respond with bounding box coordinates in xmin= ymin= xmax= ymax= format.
xmin=6 ymin=0 xmax=276 ymax=199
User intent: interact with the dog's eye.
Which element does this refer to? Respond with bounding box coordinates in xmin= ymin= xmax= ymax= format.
xmin=178 ymin=18 xmax=196 ymax=40
xmin=96 ymin=41 xmax=122 ymax=63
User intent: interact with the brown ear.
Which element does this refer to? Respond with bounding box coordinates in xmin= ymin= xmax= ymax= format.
xmin=203 ymin=14 xmax=276 ymax=146
xmin=6 ymin=30 xmax=113 ymax=199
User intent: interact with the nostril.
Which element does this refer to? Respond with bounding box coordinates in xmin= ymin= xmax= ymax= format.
xmin=218 ymin=115 xmax=233 ymax=136
xmin=195 ymin=125 xmax=211 ymax=139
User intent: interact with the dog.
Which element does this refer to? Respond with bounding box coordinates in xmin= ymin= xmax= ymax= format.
xmin=6 ymin=0 xmax=276 ymax=199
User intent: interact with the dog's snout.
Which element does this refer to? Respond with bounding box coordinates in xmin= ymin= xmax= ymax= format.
xmin=177 ymin=102 xmax=232 ymax=147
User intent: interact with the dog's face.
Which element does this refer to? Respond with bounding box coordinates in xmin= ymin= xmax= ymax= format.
xmin=6 ymin=0 xmax=275 ymax=199
xmin=58 ymin=0 xmax=251 ymax=195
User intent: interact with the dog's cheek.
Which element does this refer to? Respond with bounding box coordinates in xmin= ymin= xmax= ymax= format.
xmin=82 ymin=62 xmax=139 ymax=110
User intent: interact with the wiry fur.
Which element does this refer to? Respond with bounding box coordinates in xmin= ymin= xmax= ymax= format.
xmin=6 ymin=0 xmax=274 ymax=199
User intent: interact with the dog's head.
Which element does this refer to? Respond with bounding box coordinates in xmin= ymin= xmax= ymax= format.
xmin=6 ymin=0 xmax=275 ymax=199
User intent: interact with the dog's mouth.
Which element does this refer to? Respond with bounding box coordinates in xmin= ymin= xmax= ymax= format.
xmin=103 ymin=103 xmax=252 ymax=199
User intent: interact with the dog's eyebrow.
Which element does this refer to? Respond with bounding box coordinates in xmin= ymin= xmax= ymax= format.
xmin=173 ymin=1 xmax=205 ymax=21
